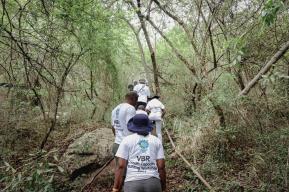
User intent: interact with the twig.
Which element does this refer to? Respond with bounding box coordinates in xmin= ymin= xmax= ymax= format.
xmin=164 ymin=128 xmax=215 ymax=191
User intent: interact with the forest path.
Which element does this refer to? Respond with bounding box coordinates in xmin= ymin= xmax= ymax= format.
xmin=81 ymin=130 xmax=193 ymax=192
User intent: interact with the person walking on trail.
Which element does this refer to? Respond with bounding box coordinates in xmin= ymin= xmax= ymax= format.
xmin=133 ymin=79 xmax=150 ymax=107
xmin=136 ymin=105 xmax=148 ymax=116
xmin=146 ymin=96 xmax=166 ymax=143
xmin=128 ymin=84 xmax=134 ymax=92
xmin=111 ymin=92 xmax=138 ymax=161
xmin=112 ymin=114 xmax=166 ymax=192
xmin=133 ymin=80 xmax=138 ymax=88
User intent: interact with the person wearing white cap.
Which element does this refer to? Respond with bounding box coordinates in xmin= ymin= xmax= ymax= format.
xmin=133 ymin=79 xmax=150 ymax=107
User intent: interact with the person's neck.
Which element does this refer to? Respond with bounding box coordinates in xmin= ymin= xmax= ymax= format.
xmin=125 ymin=101 xmax=133 ymax=106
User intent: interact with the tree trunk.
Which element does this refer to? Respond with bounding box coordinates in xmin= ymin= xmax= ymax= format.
xmin=209 ymin=98 xmax=226 ymax=127
xmin=147 ymin=18 xmax=197 ymax=76
xmin=124 ymin=18 xmax=153 ymax=89
xmin=129 ymin=0 xmax=160 ymax=95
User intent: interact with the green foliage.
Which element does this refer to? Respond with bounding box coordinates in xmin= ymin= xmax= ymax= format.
xmin=1 ymin=0 xmax=289 ymax=191
xmin=261 ymin=0 xmax=284 ymax=26
xmin=1 ymin=151 xmax=65 ymax=192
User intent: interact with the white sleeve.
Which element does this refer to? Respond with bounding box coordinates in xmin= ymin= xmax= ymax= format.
xmin=111 ymin=109 xmax=115 ymax=126
xmin=145 ymin=102 xmax=152 ymax=111
xmin=156 ymin=141 xmax=165 ymax=160
xmin=126 ymin=106 xmax=136 ymax=124
xmin=160 ymin=102 xmax=165 ymax=110
xmin=115 ymin=140 xmax=129 ymax=160
xmin=133 ymin=84 xmax=139 ymax=92
xmin=146 ymin=87 xmax=151 ymax=97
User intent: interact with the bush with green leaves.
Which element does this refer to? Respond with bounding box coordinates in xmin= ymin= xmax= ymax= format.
xmin=0 ymin=150 xmax=65 ymax=192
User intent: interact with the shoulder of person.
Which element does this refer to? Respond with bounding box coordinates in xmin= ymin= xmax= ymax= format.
xmin=122 ymin=103 xmax=132 ymax=108
xmin=158 ymin=100 xmax=164 ymax=105
xmin=112 ymin=104 xmax=120 ymax=112
xmin=149 ymin=134 xmax=161 ymax=142
xmin=147 ymin=99 xmax=154 ymax=105
xmin=122 ymin=133 xmax=138 ymax=143
xmin=126 ymin=104 xmax=136 ymax=111
xmin=116 ymin=103 xmax=124 ymax=109
xmin=148 ymin=99 xmax=158 ymax=105
xmin=156 ymin=99 xmax=164 ymax=106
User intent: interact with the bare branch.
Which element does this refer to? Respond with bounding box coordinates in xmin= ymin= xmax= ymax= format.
xmin=239 ymin=40 xmax=289 ymax=96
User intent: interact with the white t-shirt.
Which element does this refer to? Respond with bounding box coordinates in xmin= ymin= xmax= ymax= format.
xmin=111 ymin=103 xmax=136 ymax=144
xmin=138 ymin=95 xmax=148 ymax=103
xmin=136 ymin=110 xmax=148 ymax=116
xmin=146 ymin=99 xmax=165 ymax=121
xmin=133 ymin=84 xmax=150 ymax=103
xmin=116 ymin=133 xmax=165 ymax=182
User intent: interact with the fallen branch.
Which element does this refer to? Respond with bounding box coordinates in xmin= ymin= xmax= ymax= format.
xmin=164 ymin=128 xmax=215 ymax=191
xmin=81 ymin=156 xmax=114 ymax=192
xmin=239 ymin=40 xmax=289 ymax=96
xmin=285 ymin=147 xmax=289 ymax=190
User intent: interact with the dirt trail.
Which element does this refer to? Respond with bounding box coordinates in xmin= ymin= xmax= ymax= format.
xmin=83 ymin=161 xmax=114 ymax=192
xmin=83 ymin=160 xmax=189 ymax=192
xmin=82 ymin=134 xmax=193 ymax=192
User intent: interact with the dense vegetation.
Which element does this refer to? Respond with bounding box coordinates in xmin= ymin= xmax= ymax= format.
xmin=1 ymin=0 xmax=289 ymax=191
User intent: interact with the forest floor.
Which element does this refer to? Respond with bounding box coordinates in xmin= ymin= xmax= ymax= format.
xmin=0 ymin=112 xmax=199 ymax=192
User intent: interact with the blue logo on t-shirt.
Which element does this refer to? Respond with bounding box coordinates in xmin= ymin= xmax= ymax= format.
xmin=138 ymin=139 xmax=149 ymax=153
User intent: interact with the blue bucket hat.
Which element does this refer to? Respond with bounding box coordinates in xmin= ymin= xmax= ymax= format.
xmin=127 ymin=114 xmax=153 ymax=135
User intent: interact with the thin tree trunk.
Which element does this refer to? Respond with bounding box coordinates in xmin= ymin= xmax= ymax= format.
xmin=40 ymin=87 xmax=61 ymax=149
xmin=124 ymin=18 xmax=152 ymax=88
xmin=209 ymin=98 xmax=226 ymax=127
xmin=152 ymin=0 xmax=200 ymax=57
xmin=90 ymin=69 xmax=94 ymax=99
xmin=235 ymin=68 xmax=245 ymax=90
xmin=146 ymin=18 xmax=197 ymax=76
xmin=23 ymin=60 xmax=46 ymax=119
xmin=192 ymin=83 xmax=198 ymax=112
xmin=128 ymin=0 xmax=160 ymax=95
xmin=239 ymin=40 xmax=289 ymax=96
xmin=40 ymin=53 xmax=83 ymax=149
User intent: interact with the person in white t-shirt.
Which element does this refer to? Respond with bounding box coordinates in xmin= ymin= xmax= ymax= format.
xmin=111 ymin=92 xmax=138 ymax=162
xmin=113 ymin=114 xmax=166 ymax=192
xmin=133 ymin=79 xmax=150 ymax=107
xmin=136 ymin=105 xmax=148 ymax=116
xmin=133 ymin=80 xmax=138 ymax=87
xmin=146 ymin=96 xmax=166 ymax=143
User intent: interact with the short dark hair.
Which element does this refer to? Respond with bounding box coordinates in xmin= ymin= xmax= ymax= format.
xmin=152 ymin=95 xmax=160 ymax=99
xmin=137 ymin=105 xmax=145 ymax=110
xmin=139 ymin=79 xmax=146 ymax=84
xmin=128 ymin=84 xmax=133 ymax=90
xmin=125 ymin=91 xmax=138 ymax=100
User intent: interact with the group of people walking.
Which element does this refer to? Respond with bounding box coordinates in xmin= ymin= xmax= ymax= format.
xmin=111 ymin=79 xmax=166 ymax=192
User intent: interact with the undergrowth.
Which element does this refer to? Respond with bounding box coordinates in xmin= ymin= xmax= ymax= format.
xmin=168 ymin=93 xmax=289 ymax=192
